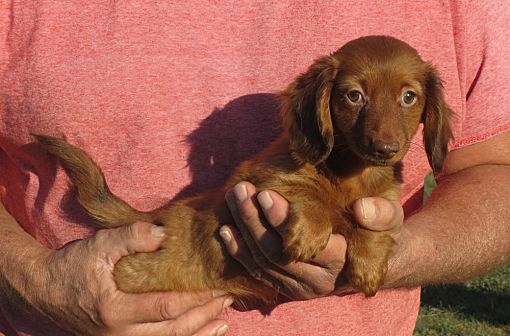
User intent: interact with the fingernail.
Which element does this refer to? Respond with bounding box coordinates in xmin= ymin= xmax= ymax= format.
xmin=212 ymin=290 xmax=227 ymax=297
xmin=216 ymin=324 xmax=229 ymax=336
xmin=257 ymin=191 xmax=273 ymax=210
xmin=233 ymin=183 xmax=248 ymax=202
xmin=219 ymin=228 xmax=232 ymax=243
xmin=223 ymin=296 xmax=235 ymax=308
xmin=151 ymin=226 xmax=167 ymax=238
xmin=361 ymin=198 xmax=376 ymax=220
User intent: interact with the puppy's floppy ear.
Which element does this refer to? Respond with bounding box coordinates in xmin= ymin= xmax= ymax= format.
xmin=422 ymin=65 xmax=454 ymax=174
xmin=280 ymin=55 xmax=340 ymax=165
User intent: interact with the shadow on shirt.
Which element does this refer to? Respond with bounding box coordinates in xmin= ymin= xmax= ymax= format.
xmin=173 ymin=92 xmax=283 ymax=200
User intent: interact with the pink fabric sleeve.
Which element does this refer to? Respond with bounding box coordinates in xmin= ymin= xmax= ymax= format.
xmin=452 ymin=0 xmax=510 ymax=148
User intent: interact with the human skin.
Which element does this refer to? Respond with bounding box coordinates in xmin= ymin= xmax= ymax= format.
xmin=0 ymin=207 xmax=233 ymax=336
xmin=220 ymin=130 xmax=510 ymax=298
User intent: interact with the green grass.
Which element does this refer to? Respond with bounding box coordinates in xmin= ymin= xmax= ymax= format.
xmin=414 ymin=264 xmax=510 ymax=335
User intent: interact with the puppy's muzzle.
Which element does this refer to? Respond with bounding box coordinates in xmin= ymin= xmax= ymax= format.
xmin=368 ymin=139 xmax=400 ymax=160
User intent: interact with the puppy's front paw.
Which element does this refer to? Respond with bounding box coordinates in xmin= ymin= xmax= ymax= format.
xmin=280 ymin=208 xmax=332 ymax=262
xmin=346 ymin=254 xmax=387 ymax=296
xmin=346 ymin=228 xmax=395 ymax=296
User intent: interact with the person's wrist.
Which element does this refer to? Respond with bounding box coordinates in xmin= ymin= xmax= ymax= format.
xmin=30 ymin=251 xmax=53 ymax=301
xmin=0 ymin=255 xmax=53 ymax=330
xmin=1 ymin=240 xmax=53 ymax=309
xmin=30 ymin=247 xmax=73 ymax=314
xmin=383 ymin=223 xmax=429 ymax=288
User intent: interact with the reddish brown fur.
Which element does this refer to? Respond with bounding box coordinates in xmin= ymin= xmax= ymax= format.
xmin=35 ymin=36 xmax=453 ymax=309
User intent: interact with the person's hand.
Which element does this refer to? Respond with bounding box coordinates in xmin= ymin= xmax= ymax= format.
xmin=220 ymin=182 xmax=404 ymax=300
xmin=28 ymin=221 xmax=233 ymax=336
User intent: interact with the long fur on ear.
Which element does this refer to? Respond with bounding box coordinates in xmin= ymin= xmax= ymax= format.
xmin=422 ymin=66 xmax=454 ymax=174
xmin=280 ymin=55 xmax=340 ymax=165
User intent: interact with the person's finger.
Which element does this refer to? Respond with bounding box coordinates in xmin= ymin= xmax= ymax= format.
xmin=352 ymin=197 xmax=404 ymax=232
xmin=309 ymin=234 xmax=347 ymax=268
xmin=256 ymin=190 xmax=289 ymax=229
xmin=95 ymin=221 xmax=167 ymax=263
xmin=219 ymin=224 xmax=296 ymax=293
xmin=219 ymin=225 xmax=264 ymax=278
xmin=109 ymin=291 xmax=228 ymax=324
xmin=129 ymin=295 xmax=232 ymax=336
xmin=225 ymin=185 xmax=264 ymax=261
xmin=225 ymin=182 xmax=274 ymax=260
xmin=225 ymin=183 xmax=283 ymax=263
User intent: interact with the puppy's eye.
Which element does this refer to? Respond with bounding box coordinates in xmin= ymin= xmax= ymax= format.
xmin=346 ymin=90 xmax=363 ymax=104
xmin=401 ymin=91 xmax=417 ymax=107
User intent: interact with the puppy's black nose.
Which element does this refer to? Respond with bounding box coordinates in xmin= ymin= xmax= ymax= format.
xmin=369 ymin=139 xmax=400 ymax=159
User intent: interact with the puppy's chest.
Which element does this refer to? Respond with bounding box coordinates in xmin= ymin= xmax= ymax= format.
xmin=321 ymin=172 xmax=399 ymax=234
xmin=329 ymin=168 xmax=401 ymax=206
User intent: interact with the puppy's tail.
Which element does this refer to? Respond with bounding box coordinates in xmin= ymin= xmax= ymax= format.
xmin=34 ymin=134 xmax=153 ymax=228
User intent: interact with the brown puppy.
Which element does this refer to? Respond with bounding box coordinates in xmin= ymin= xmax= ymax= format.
xmin=35 ymin=35 xmax=453 ymax=309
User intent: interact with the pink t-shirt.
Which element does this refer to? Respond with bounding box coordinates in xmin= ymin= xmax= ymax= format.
xmin=1 ymin=1 xmax=509 ymax=335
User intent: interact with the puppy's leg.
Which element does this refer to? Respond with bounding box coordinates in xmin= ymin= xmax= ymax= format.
xmin=114 ymin=251 xmax=172 ymax=293
xmin=346 ymin=228 xmax=395 ymax=296
xmin=114 ymin=247 xmax=214 ymax=294
xmin=114 ymin=244 xmax=280 ymax=310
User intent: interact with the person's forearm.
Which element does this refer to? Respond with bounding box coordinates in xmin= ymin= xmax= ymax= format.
xmin=385 ymin=164 xmax=510 ymax=287
xmin=0 ymin=202 xmax=49 ymax=304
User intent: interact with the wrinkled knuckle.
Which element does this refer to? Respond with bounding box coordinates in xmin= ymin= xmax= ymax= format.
xmin=126 ymin=222 xmax=144 ymax=241
xmin=312 ymin=283 xmax=334 ymax=297
xmin=156 ymin=296 xmax=176 ymax=320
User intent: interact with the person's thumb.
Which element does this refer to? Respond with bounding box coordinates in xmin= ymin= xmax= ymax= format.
xmin=352 ymin=197 xmax=404 ymax=232
xmin=99 ymin=221 xmax=167 ymax=263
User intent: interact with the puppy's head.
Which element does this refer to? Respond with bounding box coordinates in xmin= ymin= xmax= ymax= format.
xmin=281 ymin=35 xmax=453 ymax=174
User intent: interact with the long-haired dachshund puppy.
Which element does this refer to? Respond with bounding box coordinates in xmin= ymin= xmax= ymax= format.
xmin=35 ymin=35 xmax=453 ymax=309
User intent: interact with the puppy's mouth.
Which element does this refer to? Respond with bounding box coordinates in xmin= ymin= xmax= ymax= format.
xmin=355 ymin=154 xmax=393 ymax=166
xmin=352 ymin=145 xmax=401 ymax=166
